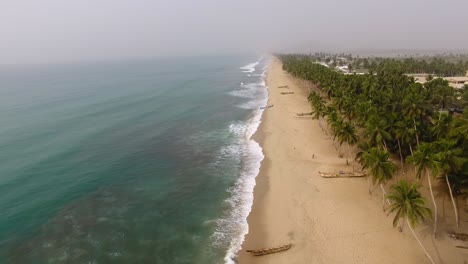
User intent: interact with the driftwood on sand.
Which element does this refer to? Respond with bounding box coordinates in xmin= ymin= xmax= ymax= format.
xmin=246 ymin=243 xmax=292 ymax=256
xmin=319 ymin=171 xmax=366 ymax=178
xmin=280 ymin=92 xmax=295 ymax=95
xmin=278 ymin=85 xmax=289 ymax=88
xmin=296 ymin=112 xmax=313 ymax=116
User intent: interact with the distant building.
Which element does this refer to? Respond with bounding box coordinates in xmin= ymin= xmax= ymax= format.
xmin=316 ymin=62 xmax=329 ymax=68
xmin=336 ymin=65 xmax=349 ymax=73
xmin=336 ymin=57 xmax=347 ymax=63
xmin=414 ymin=76 xmax=427 ymax=84
xmin=444 ymin=77 xmax=468 ymax=89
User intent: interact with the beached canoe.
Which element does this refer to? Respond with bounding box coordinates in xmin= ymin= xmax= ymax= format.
xmin=449 ymin=232 xmax=468 ymax=241
xmin=319 ymin=171 xmax=366 ymax=178
xmin=246 ymin=243 xmax=292 ymax=256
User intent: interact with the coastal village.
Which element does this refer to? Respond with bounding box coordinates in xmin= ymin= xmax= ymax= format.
xmin=317 ymin=53 xmax=468 ymax=112
xmin=315 ymin=53 xmax=468 ymax=88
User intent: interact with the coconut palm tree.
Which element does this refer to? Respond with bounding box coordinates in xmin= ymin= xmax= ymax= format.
xmin=336 ymin=121 xmax=359 ymax=168
xmin=402 ymin=91 xmax=427 ymax=146
xmin=431 ymin=112 xmax=453 ymax=140
xmin=434 ymin=139 xmax=464 ymax=229
xmin=407 ymin=142 xmax=440 ymax=237
xmin=309 ymin=92 xmax=328 ymax=132
xmin=359 ymin=147 xmax=397 ymax=209
xmin=394 ymin=118 xmax=418 ymax=156
xmin=365 ymin=115 xmax=392 ymax=151
xmin=386 ymin=180 xmax=435 ymax=264
xmin=387 ymin=113 xmax=405 ymax=175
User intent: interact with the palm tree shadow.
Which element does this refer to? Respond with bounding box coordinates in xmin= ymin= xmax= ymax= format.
xmin=417 ymin=220 xmax=444 ymax=263
xmin=433 ymin=179 xmax=453 ymax=229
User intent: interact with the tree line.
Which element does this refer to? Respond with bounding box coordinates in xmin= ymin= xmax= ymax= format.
xmin=351 ymin=57 xmax=468 ymax=77
xmin=278 ymin=54 xmax=468 ymax=263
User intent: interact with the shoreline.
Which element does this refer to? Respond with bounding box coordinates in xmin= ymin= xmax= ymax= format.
xmin=237 ymin=58 xmax=458 ymax=263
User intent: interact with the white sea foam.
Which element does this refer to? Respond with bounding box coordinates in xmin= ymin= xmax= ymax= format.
xmin=228 ymin=80 xmax=266 ymax=102
xmin=213 ymin=59 xmax=269 ymax=263
xmin=237 ymin=101 xmax=259 ymax=110
xmin=239 ymin=59 xmax=261 ymax=73
xmin=238 ymin=56 xmax=265 ymax=74
xmin=227 ymin=89 xmax=256 ymax=99
xmin=222 ymin=139 xmax=263 ymax=264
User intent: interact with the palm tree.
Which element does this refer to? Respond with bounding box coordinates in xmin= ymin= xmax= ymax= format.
xmin=394 ymin=118 xmax=417 ymax=156
xmin=387 ymin=114 xmax=405 ymax=175
xmin=431 ymin=112 xmax=453 ymax=140
xmin=365 ymin=115 xmax=392 ymax=151
xmin=402 ymin=91 xmax=427 ymax=146
xmin=434 ymin=139 xmax=464 ymax=229
xmin=326 ymin=107 xmax=343 ymax=151
xmin=407 ymin=142 xmax=440 ymax=237
xmin=386 ymin=180 xmax=435 ymax=264
xmin=309 ymin=92 xmax=327 ymax=132
xmin=360 ymin=147 xmax=397 ymax=209
xmin=336 ymin=121 xmax=359 ymax=168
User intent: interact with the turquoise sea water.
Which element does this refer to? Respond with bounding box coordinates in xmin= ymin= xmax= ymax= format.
xmin=0 ymin=56 xmax=269 ymax=263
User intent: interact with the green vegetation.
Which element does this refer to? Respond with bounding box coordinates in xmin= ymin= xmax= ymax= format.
xmin=307 ymin=52 xmax=468 ymax=76
xmin=386 ymin=180 xmax=434 ymax=264
xmin=352 ymin=57 xmax=468 ymax=77
xmin=278 ymin=54 xmax=468 ymax=240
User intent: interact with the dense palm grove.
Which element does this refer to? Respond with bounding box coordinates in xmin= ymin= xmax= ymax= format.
xmin=278 ymin=54 xmax=468 ymax=263
xmin=306 ymin=52 xmax=468 ymax=76
xmin=353 ymin=57 xmax=468 ymax=77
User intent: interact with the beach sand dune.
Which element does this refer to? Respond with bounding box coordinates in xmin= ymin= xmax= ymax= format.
xmin=239 ymin=58 xmax=467 ymax=263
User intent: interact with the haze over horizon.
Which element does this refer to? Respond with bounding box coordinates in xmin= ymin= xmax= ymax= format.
xmin=2 ymin=0 xmax=468 ymax=64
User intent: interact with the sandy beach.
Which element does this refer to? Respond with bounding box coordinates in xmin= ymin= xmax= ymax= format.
xmin=238 ymin=58 xmax=468 ymax=263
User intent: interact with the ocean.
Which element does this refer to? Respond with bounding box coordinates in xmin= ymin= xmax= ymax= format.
xmin=0 ymin=55 xmax=269 ymax=263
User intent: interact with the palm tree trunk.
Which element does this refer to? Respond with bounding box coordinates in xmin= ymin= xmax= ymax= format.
xmin=413 ymin=119 xmax=420 ymax=146
xmin=427 ymin=172 xmax=438 ymax=238
xmin=380 ymin=184 xmax=390 ymax=211
xmin=346 ymin=143 xmax=354 ymax=171
xmin=409 ymin=145 xmax=418 ymax=177
xmin=446 ymin=174 xmax=459 ymax=230
xmin=397 ymin=139 xmax=404 ymax=177
xmin=407 ymin=218 xmax=436 ymax=264
xmin=367 ymin=176 xmax=371 ymax=194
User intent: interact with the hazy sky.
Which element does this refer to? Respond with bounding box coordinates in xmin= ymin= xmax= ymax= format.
xmin=1 ymin=0 xmax=468 ymax=64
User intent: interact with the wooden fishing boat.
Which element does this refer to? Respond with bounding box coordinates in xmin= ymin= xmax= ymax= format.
xmin=449 ymin=232 xmax=468 ymax=241
xmin=280 ymin=92 xmax=295 ymax=95
xmin=246 ymin=243 xmax=292 ymax=256
xmin=278 ymin=85 xmax=289 ymax=88
xmin=319 ymin=171 xmax=366 ymax=178
xmin=296 ymin=112 xmax=312 ymax=116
